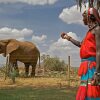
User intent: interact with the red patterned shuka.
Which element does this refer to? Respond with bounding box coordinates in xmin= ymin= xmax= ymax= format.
xmin=76 ymin=31 xmax=100 ymax=100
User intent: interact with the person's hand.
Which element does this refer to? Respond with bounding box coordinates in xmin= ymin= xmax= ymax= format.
xmin=91 ymin=72 xmax=100 ymax=86
xmin=61 ymin=32 xmax=72 ymax=41
xmin=61 ymin=32 xmax=66 ymax=39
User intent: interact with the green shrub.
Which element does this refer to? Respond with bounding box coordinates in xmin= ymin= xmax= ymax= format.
xmin=43 ymin=57 xmax=66 ymax=71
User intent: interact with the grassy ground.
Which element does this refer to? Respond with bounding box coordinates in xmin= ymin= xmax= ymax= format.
xmin=0 ymin=77 xmax=78 ymax=100
xmin=0 ymin=86 xmax=77 ymax=100
xmin=0 ymin=67 xmax=79 ymax=100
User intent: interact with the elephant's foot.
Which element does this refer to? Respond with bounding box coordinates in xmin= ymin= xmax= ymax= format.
xmin=31 ymin=73 xmax=35 ymax=77
xmin=24 ymin=72 xmax=29 ymax=78
xmin=16 ymin=69 xmax=19 ymax=77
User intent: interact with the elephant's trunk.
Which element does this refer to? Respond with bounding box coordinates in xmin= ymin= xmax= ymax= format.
xmin=38 ymin=52 xmax=41 ymax=67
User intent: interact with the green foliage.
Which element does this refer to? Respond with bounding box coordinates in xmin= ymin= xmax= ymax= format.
xmin=43 ymin=56 xmax=66 ymax=71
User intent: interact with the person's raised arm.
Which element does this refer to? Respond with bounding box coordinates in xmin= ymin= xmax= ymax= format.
xmin=61 ymin=32 xmax=82 ymax=47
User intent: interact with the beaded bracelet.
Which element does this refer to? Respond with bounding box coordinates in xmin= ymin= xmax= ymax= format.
xmin=94 ymin=72 xmax=100 ymax=76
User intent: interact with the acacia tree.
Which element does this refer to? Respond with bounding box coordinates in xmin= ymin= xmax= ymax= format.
xmin=76 ymin=0 xmax=100 ymax=11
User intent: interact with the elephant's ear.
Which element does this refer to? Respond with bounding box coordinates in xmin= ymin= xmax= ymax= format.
xmin=5 ymin=39 xmax=19 ymax=56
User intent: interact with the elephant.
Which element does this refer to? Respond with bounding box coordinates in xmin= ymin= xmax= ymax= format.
xmin=0 ymin=39 xmax=40 ymax=77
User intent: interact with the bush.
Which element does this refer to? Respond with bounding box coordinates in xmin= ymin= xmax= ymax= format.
xmin=43 ymin=57 xmax=66 ymax=71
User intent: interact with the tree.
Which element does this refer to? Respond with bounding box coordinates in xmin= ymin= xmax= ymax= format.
xmin=41 ymin=54 xmax=50 ymax=61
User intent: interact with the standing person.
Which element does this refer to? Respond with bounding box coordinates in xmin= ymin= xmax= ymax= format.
xmin=61 ymin=8 xmax=100 ymax=100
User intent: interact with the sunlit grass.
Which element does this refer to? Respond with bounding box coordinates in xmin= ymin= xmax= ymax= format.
xmin=0 ymin=77 xmax=78 ymax=100
xmin=0 ymin=66 xmax=79 ymax=100
xmin=0 ymin=77 xmax=79 ymax=88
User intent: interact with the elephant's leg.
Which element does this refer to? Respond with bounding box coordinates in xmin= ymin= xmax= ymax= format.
xmin=24 ymin=63 xmax=30 ymax=77
xmin=31 ymin=63 xmax=37 ymax=77
xmin=8 ymin=62 xmax=15 ymax=73
xmin=7 ymin=62 xmax=12 ymax=76
xmin=13 ymin=62 xmax=19 ymax=76
xmin=9 ymin=58 xmax=19 ymax=75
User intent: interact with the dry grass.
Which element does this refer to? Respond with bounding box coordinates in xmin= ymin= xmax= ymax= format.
xmin=0 ymin=66 xmax=80 ymax=89
xmin=0 ymin=69 xmax=79 ymax=100
xmin=0 ymin=77 xmax=80 ymax=89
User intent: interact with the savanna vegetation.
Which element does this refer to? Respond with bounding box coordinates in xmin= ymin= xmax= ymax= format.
xmin=0 ymin=54 xmax=79 ymax=100
xmin=41 ymin=54 xmax=66 ymax=71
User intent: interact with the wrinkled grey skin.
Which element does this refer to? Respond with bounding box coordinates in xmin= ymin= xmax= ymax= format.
xmin=0 ymin=39 xmax=40 ymax=77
